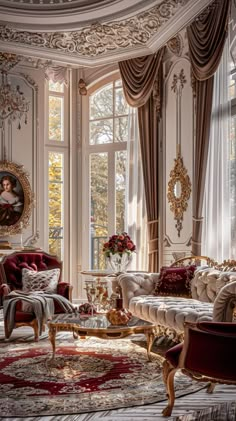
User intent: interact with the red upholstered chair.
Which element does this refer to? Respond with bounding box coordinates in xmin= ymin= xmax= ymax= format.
xmin=162 ymin=321 xmax=236 ymax=417
xmin=0 ymin=251 xmax=73 ymax=340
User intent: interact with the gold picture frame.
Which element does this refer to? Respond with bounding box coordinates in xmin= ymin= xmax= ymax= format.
xmin=0 ymin=161 xmax=34 ymax=235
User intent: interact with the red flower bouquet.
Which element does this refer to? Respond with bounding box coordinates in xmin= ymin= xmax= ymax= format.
xmin=103 ymin=232 xmax=136 ymax=257
xmin=103 ymin=232 xmax=136 ymax=273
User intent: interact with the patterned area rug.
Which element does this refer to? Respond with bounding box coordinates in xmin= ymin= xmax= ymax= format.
xmin=0 ymin=335 xmax=205 ymax=417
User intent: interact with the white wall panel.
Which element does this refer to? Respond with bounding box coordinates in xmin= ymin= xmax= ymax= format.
xmin=0 ymin=67 xmax=45 ymax=249
xmin=162 ymin=54 xmax=193 ymax=265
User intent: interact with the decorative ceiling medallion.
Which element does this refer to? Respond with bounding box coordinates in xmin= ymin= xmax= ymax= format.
xmin=0 ymin=0 xmax=189 ymax=58
xmin=0 ymin=0 xmax=98 ymax=6
xmin=0 ymin=0 xmax=137 ymax=12
xmin=167 ymin=34 xmax=183 ymax=57
xmin=167 ymin=154 xmax=191 ymax=237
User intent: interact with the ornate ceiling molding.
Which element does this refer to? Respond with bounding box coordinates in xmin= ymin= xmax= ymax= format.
xmin=0 ymin=52 xmax=20 ymax=71
xmin=0 ymin=1 xmax=187 ymax=55
xmin=0 ymin=0 xmax=215 ymax=67
xmin=0 ymin=52 xmax=52 ymax=70
xmin=0 ymin=0 xmax=159 ymax=28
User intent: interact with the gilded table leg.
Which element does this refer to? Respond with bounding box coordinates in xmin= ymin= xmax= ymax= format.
xmin=48 ymin=325 xmax=57 ymax=359
xmin=145 ymin=328 xmax=156 ymax=361
xmin=207 ymin=382 xmax=216 ymax=393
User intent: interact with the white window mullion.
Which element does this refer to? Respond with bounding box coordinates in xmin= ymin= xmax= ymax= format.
xmin=108 ymin=150 xmax=116 ymax=236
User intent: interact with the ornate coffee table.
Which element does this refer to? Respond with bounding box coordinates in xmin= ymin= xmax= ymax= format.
xmin=48 ymin=313 xmax=158 ymax=361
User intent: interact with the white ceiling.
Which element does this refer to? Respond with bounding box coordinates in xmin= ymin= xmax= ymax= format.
xmin=0 ymin=0 xmax=214 ymax=68
xmin=0 ymin=0 xmax=158 ymax=28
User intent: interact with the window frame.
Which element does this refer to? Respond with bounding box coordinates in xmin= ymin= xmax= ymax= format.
xmin=81 ymin=72 xmax=129 ymax=270
xmin=45 ymin=80 xmax=69 ymax=280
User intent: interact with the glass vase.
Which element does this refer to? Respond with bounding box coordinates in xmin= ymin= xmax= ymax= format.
xmin=106 ymin=252 xmax=132 ymax=274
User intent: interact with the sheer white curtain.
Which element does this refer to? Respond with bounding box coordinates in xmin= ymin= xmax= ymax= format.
xmin=202 ymin=38 xmax=231 ymax=262
xmin=126 ymin=107 xmax=148 ymax=271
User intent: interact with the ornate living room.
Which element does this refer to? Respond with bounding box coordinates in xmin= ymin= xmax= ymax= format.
xmin=0 ymin=0 xmax=236 ymax=420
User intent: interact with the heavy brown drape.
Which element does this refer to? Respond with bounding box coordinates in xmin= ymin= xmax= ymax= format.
xmin=119 ymin=49 xmax=164 ymax=272
xmin=187 ymin=0 xmax=230 ymax=256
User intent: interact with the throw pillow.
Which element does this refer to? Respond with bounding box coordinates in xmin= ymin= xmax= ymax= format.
xmin=154 ymin=265 xmax=196 ymax=298
xmin=22 ymin=268 xmax=60 ymax=293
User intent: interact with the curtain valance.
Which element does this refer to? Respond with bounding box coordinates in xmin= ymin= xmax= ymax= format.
xmin=118 ymin=49 xmax=164 ymax=107
xmin=187 ymin=0 xmax=230 ymax=81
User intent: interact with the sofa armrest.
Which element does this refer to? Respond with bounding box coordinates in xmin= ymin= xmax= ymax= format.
xmin=117 ymin=273 xmax=159 ymax=308
xmin=213 ymin=280 xmax=236 ymax=322
xmin=180 ymin=322 xmax=236 ymax=379
xmin=57 ymin=282 xmax=73 ymax=302
xmin=196 ymin=321 xmax=236 ymax=335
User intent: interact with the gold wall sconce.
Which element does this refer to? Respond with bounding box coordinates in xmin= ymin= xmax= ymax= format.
xmin=78 ymin=78 xmax=87 ymax=95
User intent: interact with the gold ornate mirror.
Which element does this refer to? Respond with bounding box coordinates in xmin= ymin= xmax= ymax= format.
xmin=167 ymin=154 xmax=191 ymax=237
xmin=174 ymin=180 xmax=182 ymax=198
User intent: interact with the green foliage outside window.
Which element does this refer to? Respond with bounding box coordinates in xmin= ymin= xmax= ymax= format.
xmin=49 ymin=96 xmax=63 ymax=141
xmin=48 ymin=152 xmax=63 ymax=259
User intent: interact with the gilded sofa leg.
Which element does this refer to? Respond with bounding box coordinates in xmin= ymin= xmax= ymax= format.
xmin=207 ymin=382 xmax=216 ymax=393
xmin=32 ymin=319 xmax=39 ymax=341
xmin=162 ymin=360 xmax=178 ymax=417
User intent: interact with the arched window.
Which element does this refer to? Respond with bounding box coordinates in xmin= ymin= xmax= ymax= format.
xmin=82 ymin=75 xmax=129 ymax=270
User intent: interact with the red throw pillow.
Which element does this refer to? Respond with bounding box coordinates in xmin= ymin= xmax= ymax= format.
xmin=154 ymin=265 xmax=196 ymax=298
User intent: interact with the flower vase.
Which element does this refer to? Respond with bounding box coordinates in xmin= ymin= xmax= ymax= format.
xmin=106 ymin=297 xmax=132 ymax=325
xmin=106 ymin=252 xmax=132 ymax=274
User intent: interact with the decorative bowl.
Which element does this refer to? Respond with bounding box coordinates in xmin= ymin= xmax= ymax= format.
xmin=106 ymin=307 xmax=132 ymax=325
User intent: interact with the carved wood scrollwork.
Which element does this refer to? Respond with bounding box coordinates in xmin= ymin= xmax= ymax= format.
xmin=167 ymin=154 xmax=191 ymax=237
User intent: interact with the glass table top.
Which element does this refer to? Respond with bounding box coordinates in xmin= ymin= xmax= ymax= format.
xmin=49 ymin=313 xmax=153 ymax=330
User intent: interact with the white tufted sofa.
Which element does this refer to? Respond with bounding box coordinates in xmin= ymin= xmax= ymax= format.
xmin=116 ymin=267 xmax=236 ymax=341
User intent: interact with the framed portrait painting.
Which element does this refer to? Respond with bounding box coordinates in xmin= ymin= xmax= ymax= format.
xmin=0 ymin=161 xmax=34 ymax=235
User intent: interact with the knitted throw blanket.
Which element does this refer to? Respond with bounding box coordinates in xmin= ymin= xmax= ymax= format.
xmin=3 ymin=291 xmax=75 ymax=338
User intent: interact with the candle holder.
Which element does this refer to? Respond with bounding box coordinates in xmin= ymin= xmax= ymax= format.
xmin=84 ymin=278 xmax=110 ymax=313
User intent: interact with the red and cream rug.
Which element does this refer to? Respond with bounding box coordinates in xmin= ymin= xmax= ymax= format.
xmin=0 ymin=335 xmax=204 ymax=417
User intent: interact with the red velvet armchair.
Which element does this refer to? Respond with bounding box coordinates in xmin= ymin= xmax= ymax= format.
xmin=0 ymin=251 xmax=73 ymax=340
xmin=162 ymin=321 xmax=236 ymax=417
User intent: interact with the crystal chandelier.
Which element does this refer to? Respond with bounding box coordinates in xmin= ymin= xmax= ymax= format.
xmin=0 ymin=70 xmax=29 ymax=130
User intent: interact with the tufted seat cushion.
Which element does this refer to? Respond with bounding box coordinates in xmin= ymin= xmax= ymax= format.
xmin=117 ymin=269 xmax=236 ymax=339
xmin=128 ymin=295 xmax=214 ymax=333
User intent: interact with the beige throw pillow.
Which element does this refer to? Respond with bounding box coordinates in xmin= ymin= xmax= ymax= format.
xmin=22 ymin=268 xmax=60 ymax=293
